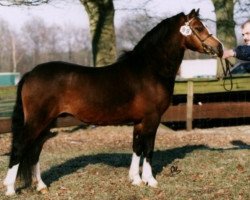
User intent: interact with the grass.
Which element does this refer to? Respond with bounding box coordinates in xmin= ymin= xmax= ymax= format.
xmin=174 ymin=75 xmax=250 ymax=94
xmin=0 ymin=86 xmax=16 ymax=100
xmin=0 ymin=125 xmax=250 ymax=199
xmin=0 ymin=86 xmax=16 ymax=118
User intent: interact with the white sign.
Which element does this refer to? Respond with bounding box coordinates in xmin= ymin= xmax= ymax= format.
xmin=180 ymin=59 xmax=217 ymax=78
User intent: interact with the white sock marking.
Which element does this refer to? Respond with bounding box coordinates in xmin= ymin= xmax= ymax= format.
xmin=129 ymin=153 xmax=142 ymax=185
xmin=33 ymin=162 xmax=47 ymax=191
xmin=3 ymin=164 xmax=19 ymax=196
xmin=142 ymin=158 xmax=158 ymax=187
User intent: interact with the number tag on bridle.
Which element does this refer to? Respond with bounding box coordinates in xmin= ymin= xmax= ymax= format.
xmin=180 ymin=25 xmax=192 ymax=36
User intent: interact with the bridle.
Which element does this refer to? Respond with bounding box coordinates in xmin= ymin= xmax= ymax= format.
xmin=188 ymin=18 xmax=234 ymax=91
xmin=220 ymin=58 xmax=234 ymax=91
xmin=180 ymin=17 xmax=218 ymax=56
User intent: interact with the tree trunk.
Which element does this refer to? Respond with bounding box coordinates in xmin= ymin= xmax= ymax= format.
xmin=11 ymin=34 xmax=17 ymax=72
xmin=212 ymin=0 xmax=236 ymax=49
xmin=80 ymin=0 xmax=117 ymax=67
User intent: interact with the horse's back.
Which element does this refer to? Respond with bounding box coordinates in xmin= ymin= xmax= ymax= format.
xmin=30 ymin=61 xmax=91 ymax=77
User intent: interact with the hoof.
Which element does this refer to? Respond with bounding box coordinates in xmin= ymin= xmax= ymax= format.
xmin=142 ymin=176 xmax=158 ymax=188
xmin=4 ymin=183 xmax=16 ymax=196
xmin=131 ymin=178 xmax=143 ymax=186
xmin=129 ymin=174 xmax=143 ymax=186
xmin=39 ymin=188 xmax=49 ymax=194
xmin=5 ymin=190 xmax=16 ymax=196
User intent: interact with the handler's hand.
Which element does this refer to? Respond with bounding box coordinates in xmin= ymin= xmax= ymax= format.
xmin=223 ymin=49 xmax=235 ymax=59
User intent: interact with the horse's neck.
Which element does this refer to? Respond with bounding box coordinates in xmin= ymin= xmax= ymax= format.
xmin=132 ymin=18 xmax=185 ymax=78
xmin=155 ymin=46 xmax=185 ymax=78
xmin=148 ymin=27 xmax=185 ymax=78
xmin=153 ymin=41 xmax=185 ymax=95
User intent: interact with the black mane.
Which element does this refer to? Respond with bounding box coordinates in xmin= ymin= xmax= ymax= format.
xmin=117 ymin=12 xmax=185 ymax=64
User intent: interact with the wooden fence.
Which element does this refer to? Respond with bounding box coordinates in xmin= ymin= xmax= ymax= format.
xmin=1 ymin=76 xmax=250 ymax=133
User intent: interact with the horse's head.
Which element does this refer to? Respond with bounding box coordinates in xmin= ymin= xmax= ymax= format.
xmin=181 ymin=9 xmax=223 ymax=57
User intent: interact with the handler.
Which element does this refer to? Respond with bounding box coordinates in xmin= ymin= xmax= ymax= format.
xmin=223 ymin=19 xmax=250 ymax=61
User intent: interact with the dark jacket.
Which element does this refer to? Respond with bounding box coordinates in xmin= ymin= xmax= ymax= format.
xmin=234 ymin=45 xmax=250 ymax=61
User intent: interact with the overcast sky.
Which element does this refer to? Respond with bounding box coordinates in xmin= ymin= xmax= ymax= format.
xmin=0 ymin=0 xmax=215 ymax=30
xmin=0 ymin=0 xmax=248 ymax=42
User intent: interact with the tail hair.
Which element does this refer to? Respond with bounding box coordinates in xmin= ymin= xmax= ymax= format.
xmin=10 ymin=72 xmax=34 ymax=186
xmin=11 ymin=72 xmax=29 ymax=136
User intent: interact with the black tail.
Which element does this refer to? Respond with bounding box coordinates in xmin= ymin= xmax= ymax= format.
xmin=11 ymin=72 xmax=29 ymax=147
xmin=9 ymin=72 xmax=34 ymax=186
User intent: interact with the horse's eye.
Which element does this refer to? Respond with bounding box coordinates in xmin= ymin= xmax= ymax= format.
xmin=195 ymin=27 xmax=203 ymax=32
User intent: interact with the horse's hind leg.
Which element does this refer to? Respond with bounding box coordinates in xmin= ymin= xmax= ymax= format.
xmin=33 ymin=162 xmax=47 ymax=193
xmin=4 ymin=116 xmax=55 ymax=195
xmin=31 ymin=129 xmax=57 ymax=193
xmin=4 ymin=164 xmax=19 ymax=195
xmin=4 ymin=124 xmax=29 ymax=195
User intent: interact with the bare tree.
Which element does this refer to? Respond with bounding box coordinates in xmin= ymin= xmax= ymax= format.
xmin=20 ymin=17 xmax=91 ymax=70
xmin=0 ymin=0 xmax=117 ymax=67
xmin=116 ymin=14 xmax=158 ymax=51
xmin=0 ymin=0 xmax=50 ymax=6
xmin=43 ymin=25 xmax=64 ymax=61
xmin=0 ymin=19 xmax=13 ymax=72
xmin=22 ymin=18 xmax=50 ymax=66
xmin=11 ymin=32 xmax=25 ymax=72
xmin=62 ymin=24 xmax=91 ymax=64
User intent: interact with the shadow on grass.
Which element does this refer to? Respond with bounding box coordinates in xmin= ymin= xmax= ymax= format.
xmin=42 ymin=145 xmax=203 ymax=186
xmin=41 ymin=142 xmax=250 ymax=187
xmin=230 ymin=140 xmax=250 ymax=149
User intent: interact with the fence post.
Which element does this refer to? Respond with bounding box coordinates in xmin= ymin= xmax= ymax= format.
xmin=186 ymin=80 xmax=194 ymax=131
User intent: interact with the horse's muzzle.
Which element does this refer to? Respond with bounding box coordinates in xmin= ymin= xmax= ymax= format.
xmin=203 ymin=43 xmax=223 ymax=57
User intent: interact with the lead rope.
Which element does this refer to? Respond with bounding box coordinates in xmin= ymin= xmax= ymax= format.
xmin=219 ymin=58 xmax=233 ymax=91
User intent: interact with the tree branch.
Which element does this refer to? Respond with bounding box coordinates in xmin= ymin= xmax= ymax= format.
xmin=0 ymin=0 xmax=51 ymax=6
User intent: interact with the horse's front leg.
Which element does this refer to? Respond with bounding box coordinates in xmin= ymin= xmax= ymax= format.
xmin=129 ymin=125 xmax=143 ymax=185
xmin=129 ymin=118 xmax=159 ymax=187
xmin=141 ymin=132 xmax=158 ymax=187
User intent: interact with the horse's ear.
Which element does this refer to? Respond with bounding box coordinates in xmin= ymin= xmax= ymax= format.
xmin=188 ymin=8 xmax=199 ymax=18
xmin=195 ymin=8 xmax=200 ymax=16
